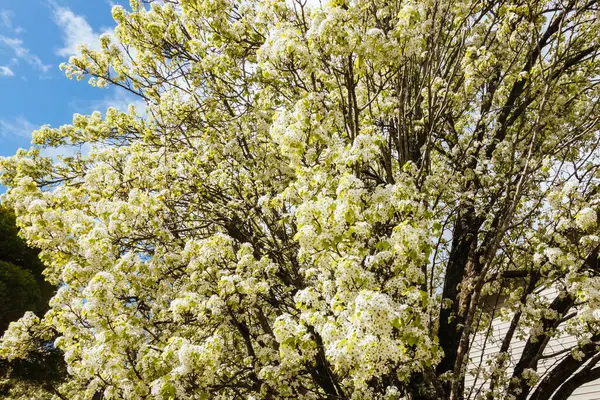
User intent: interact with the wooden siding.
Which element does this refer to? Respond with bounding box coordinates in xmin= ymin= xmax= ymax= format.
xmin=465 ymin=287 xmax=600 ymax=399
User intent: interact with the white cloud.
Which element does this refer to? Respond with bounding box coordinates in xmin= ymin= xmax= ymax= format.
xmin=0 ymin=36 xmax=24 ymax=56
xmin=0 ymin=116 xmax=37 ymax=139
xmin=0 ymin=10 xmax=13 ymax=28
xmin=70 ymin=88 xmax=147 ymax=116
xmin=95 ymin=89 xmax=147 ymax=114
xmin=40 ymin=143 xmax=92 ymax=159
xmin=0 ymin=65 xmax=14 ymax=77
xmin=0 ymin=10 xmax=24 ymax=33
xmin=0 ymin=36 xmax=51 ymax=72
xmin=52 ymin=6 xmax=112 ymax=58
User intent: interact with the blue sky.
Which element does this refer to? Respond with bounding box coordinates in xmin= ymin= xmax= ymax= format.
xmin=0 ymin=0 xmax=135 ymax=163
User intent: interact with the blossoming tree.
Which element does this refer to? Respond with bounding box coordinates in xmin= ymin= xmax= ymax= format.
xmin=1 ymin=0 xmax=600 ymax=398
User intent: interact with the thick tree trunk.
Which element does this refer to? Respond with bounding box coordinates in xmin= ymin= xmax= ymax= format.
xmin=436 ymin=203 xmax=482 ymax=397
xmin=528 ymin=337 xmax=600 ymax=400
xmin=551 ymin=366 xmax=600 ymax=400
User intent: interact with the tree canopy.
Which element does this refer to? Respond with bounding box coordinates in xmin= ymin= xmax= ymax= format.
xmin=1 ymin=0 xmax=600 ymax=399
xmin=0 ymin=205 xmax=52 ymax=333
xmin=0 ymin=206 xmax=64 ymax=399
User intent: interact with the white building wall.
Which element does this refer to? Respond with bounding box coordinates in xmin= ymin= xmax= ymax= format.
xmin=466 ymin=287 xmax=600 ymax=399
